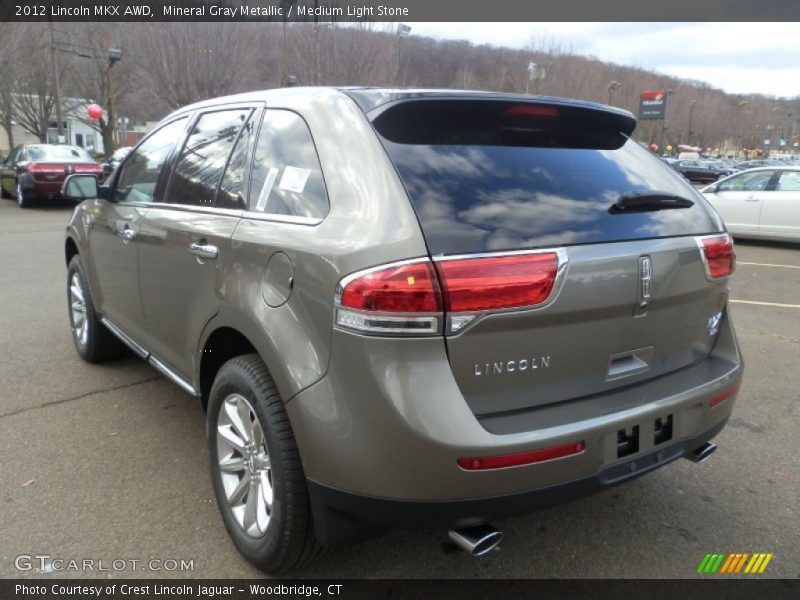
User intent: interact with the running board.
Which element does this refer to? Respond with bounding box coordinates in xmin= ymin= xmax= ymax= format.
xmin=100 ymin=317 xmax=200 ymax=397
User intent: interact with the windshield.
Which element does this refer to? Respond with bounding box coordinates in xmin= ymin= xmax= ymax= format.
xmin=27 ymin=146 xmax=94 ymax=162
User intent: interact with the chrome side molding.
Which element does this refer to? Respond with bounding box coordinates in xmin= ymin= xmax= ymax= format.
xmin=100 ymin=316 xmax=199 ymax=397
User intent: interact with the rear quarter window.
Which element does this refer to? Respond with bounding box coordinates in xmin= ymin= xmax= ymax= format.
xmin=248 ymin=109 xmax=328 ymax=219
xmin=374 ymin=100 xmax=721 ymax=254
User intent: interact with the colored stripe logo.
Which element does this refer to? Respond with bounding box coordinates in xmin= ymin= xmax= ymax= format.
xmin=697 ymin=552 xmax=774 ymax=574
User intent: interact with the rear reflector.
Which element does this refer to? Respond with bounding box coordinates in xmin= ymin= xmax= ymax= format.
xmin=73 ymin=164 xmax=103 ymax=173
xmin=435 ymin=252 xmax=560 ymax=312
xmin=711 ymin=382 xmax=740 ymax=408
xmin=458 ymin=441 xmax=585 ymax=470
xmin=699 ymin=234 xmax=735 ymax=279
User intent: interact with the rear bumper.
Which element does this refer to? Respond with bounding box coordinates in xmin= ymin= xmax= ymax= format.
xmin=287 ymin=308 xmax=743 ymax=545
xmin=308 ymin=417 xmax=728 ymax=546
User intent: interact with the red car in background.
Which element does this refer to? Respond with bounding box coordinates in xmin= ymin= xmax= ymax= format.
xmin=0 ymin=144 xmax=104 ymax=208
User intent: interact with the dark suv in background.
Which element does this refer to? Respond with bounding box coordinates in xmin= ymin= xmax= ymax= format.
xmin=62 ymin=88 xmax=743 ymax=573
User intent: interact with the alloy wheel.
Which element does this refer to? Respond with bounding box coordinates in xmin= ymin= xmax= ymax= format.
xmin=216 ymin=393 xmax=273 ymax=538
xmin=69 ymin=272 xmax=89 ymax=347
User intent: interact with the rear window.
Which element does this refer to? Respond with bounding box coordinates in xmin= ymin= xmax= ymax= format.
xmin=27 ymin=146 xmax=93 ymax=162
xmin=374 ymin=100 xmax=721 ymax=255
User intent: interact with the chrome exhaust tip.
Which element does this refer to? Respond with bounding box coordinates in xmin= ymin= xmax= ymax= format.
xmin=448 ymin=524 xmax=502 ymax=557
xmin=685 ymin=442 xmax=717 ymax=463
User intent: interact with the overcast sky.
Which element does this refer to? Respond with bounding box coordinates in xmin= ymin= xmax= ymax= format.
xmin=410 ymin=23 xmax=800 ymax=99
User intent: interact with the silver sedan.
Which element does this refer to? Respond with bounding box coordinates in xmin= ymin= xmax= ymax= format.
xmin=702 ymin=167 xmax=800 ymax=242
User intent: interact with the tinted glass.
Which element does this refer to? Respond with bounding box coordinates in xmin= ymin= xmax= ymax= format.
xmin=168 ymin=109 xmax=251 ymax=208
xmin=217 ymin=110 xmax=257 ymax=210
xmin=115 ymin=117 xmax=188 ymax=205
xmin=27 ymin=146 xmax=93 ymax=162
xmin=249 ymin=110 xmax=328 ymax=218
xmin=719 ymin=171 xmax=773 ymax=192
xmin=376 ymin=101 xmax=720 ymax=254
xmin=776 ymin=171 xmax=800 ymax=192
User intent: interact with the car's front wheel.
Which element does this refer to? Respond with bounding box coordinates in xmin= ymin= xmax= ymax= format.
xmin=207 ymin=355 xmax=323 ymax=574
xmin=16 ymin=180 xmax=35 ymax=208
xmin=67 ymin=256 xmax=125 ymax=362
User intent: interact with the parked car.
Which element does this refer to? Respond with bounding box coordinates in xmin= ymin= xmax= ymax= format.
xmin=105 ymin=146 xmax=133 ymax=172
xmin=61 ymin=88 xmax=742 ymax=573
xmin=674 ymin=159 xmax=730 ymax=183
xmin=0 ymin=144 xmax=103 ymax=208
xmin=704 ymin=160 xmax=738 ymax=177
xmin=735 ymin=159 xmax=780 ymax=170
xmin=702 ymin=167 xmax=800 ymax=242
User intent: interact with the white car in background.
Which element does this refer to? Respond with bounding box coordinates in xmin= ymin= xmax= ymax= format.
xmin=701 ymin=167 xmax=800 ymax=242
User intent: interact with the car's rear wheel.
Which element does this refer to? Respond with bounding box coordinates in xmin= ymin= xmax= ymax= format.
xmin=207 ymin=355 xmax=324 ymax=574
xmin=16 ymin=181 xmax=32 ymax=208
xmin=67 ymin=256 xmax=126 ymax=362
xmin=1 ymin=184 xmax=10 ymax=199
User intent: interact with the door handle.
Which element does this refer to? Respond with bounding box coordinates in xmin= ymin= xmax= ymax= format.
xmin=745 ymin=196 xmax=759 ymax=202
xmin=188 ymin=242 xmax=219 ymax=260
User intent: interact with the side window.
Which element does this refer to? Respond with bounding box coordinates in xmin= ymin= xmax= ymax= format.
xmin=249 ymin=109 xmax=328 ymax=219
xmin=115 ymin=117 xmax=188 ymax=205
xmin=167 ymin=109 xmax=251 ymax=208
xmin=776 ymin=171 xmax=800 ymax=192
xmin=719 ymin=170 xmax=773 ymax=193
xmin=217 ymin=110 xmax=258 ymax=210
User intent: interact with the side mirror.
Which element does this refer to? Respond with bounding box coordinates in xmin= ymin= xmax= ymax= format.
xmin=102 ymin=162 xmax=114 ymax=175
xmin=62 ymin=174 xmax=99 ymax=200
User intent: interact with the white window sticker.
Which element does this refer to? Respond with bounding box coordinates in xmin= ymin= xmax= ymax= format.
xmin=255 ymin=167 xmax=279 ymax=212
xmin=278 ymin=166 xmax=311 ymax=193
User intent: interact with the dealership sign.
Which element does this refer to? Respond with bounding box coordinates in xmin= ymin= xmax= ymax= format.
xmin=639 ymin=91 xmax=667 ymax=120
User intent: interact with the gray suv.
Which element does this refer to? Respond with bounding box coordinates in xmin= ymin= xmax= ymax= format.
xmin=62 ymin=88 xmax=743 ymax=573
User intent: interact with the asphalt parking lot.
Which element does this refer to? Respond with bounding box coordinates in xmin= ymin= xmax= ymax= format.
xmin=0 ymin=199 xmax=797 ymax=579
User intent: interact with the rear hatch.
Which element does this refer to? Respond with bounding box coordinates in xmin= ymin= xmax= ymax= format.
xmin=370 ymin=96 xmax=730 ymax=417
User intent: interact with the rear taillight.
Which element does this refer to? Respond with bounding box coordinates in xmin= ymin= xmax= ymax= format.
xmin=73 ymin=164 xmax=102 ymax=173
xmin=698 ymin=234 xmax=735 ymax=279
xmin=435 ymin=253 xmax=560 ymax=312
xmin=27 ymin=163 xmax=67 ymax=175
xmin=335 ymin=250 xmax=565 ymax=336
xmin=336 ymin=260 xmax=443 ymax=335
xmin=457 ymin=440 xmax=585 ymax=470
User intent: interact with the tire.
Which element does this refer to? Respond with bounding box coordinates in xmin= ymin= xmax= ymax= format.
xmin=16 ymin=180 xmax=32 ymax=208
xmin=1 ymin=184 xmax=10 ymax=199
xmin=67 ymin=255 xmax=126 ymax=362
xmin=207 ymin=355 xmax=324 ymax=574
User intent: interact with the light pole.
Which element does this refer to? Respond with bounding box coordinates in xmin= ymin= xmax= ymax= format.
xmin=106 ymin=43 xmax=122 ymax=150
xmin=735 ymin=100 xmax=748 ymax=157
xmin=687 ymin=100 xmax=697 ymax=146
xmin=394 ymin=24 xmax=411 ymax=86
xmin=607 ymin=81 xmax=622 ymax=105
xmin=47 ymin=25 xmax=92 ymax=144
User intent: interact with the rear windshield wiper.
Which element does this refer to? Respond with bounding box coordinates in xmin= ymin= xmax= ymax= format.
xmin=610 ymin=191 xmax=694 ymax=214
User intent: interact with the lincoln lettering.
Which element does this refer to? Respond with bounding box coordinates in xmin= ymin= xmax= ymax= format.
xmin=474 ymin=356 xmax=551 ymax=376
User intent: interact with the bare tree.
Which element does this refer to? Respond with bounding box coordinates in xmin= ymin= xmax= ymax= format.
xmin=133 ymin=22 xmax=251 ymax=110
xmin=11 ymin=24 xmax=55 ymax=142
xmin=0 ymin=23 xmax=25 ymax=149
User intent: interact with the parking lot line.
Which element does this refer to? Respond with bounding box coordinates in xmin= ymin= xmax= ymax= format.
xmin=737 ymin=261 xmax=800 ymax=270
xmin=730 ymin=299 xmax=800 ymax=309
